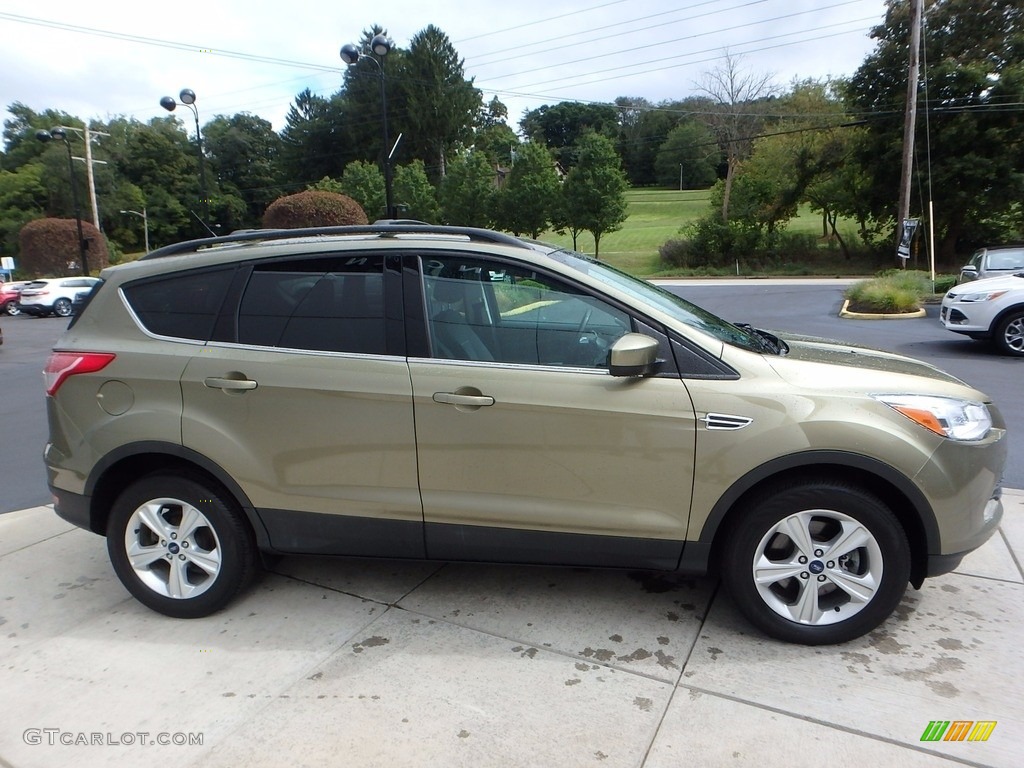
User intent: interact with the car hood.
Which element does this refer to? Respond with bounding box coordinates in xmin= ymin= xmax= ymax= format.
xmin=948 ymin=273 xmax=1024 ymax=294
xmin=768 ymin=332 xmax=968 ymax=388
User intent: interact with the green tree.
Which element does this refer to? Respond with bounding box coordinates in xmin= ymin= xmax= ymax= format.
xmin=615 ymin=97 xmax=674 ymax=187
xmin=279 ymin=89 xmax=350 ymax=190
xmin=2 ymin=102 xmax=80 ymax=172
xmin=473 ymin=123 xmax=519 ymax=168
xmin=396 ymin=25 xmax=481 ymax=179
xmin=845 ymin=0 xmax=1024 ymax=259
xmin=520 ymin=102 xmax=619 ymax=167
xmin=393 ymin=160 xmax=440 ymax=222
xmin=337 ymin=161 xmax=386 ymax=220
xmin=560 ymin=132 xmax=629 ymax=258
xmin=0 ymin=164 xmax=47 ymax=256
xmin=440 ymin=151 xmax=496 ymax=227
xmin=203 ymin=113 xmax=282 ymax=227
xmin=654 ymin=121 xmax=719 ymax=189
xmin=493 ymin=141 xmax=559 ymax=238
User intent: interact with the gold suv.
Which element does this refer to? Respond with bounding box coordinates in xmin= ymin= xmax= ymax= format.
xmin=44 ymin=225 xmax=1007 ymax=644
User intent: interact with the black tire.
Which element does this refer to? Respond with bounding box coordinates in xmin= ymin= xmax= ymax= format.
xmin=721 ymin=480 xmax=910 ymax=645
xmin=993 ymin=310 xmax=1024 ymax=357
xmin=53 ymin=297 xmax=73 ymax=317
xmin=106 ymin=474 xmax=258 ymax=618
xmin=2 ymin=300 xmax=18 ymax=316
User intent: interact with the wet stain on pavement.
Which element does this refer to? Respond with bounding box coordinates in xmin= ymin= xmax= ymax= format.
xmin=352 ymin=636 xmax=390 ymax=653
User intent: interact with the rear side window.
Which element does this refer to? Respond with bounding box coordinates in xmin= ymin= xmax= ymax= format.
xmin=123 ymin=268 xmax=234 ymax=341
xmin=237 ymin=254 xmax=387 ymax=354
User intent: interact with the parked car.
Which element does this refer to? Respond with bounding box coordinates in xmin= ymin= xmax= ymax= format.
xmin=17 ymin=277 xmax=100 ymax=317
xmin=940 ymin=272 xmax=1024 ymax=356
xmin=44 ymin=224 xmax=1007 ymax=645
xmin=958 ymin=245 xmax=1024 ymax=283
xmin=0 ymin=280 xmax=31 ymax=315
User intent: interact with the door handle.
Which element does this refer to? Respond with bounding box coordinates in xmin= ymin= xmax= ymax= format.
xmin=204 ymin=376 xmax=258 ymax=392
xmin=433 ymin=392 xmax=495 ymax=407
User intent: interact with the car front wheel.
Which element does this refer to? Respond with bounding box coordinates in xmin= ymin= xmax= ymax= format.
xmin=107 ymin=474 xmax=258 ymax=618
xmin=2 ymin=301 xmax=18 ymax=316
xmin=994 ymin=310 xmax=1024 ymax=356
xmin=722 ymin=480 xmax=910 ymax=645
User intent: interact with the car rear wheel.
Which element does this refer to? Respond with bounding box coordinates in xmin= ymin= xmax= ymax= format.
xmin=994 ymin=310 xmax=1024 ymax=356
xmin=53 ymin=297 xmax=73 ymax=317
xmin=107 ymin=474 xmax=258 ymax=618
xmin=721 ymin=480 xmax=910 ymax=645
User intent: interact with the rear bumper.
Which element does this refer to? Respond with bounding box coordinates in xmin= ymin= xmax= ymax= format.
xmin=50 ymin=484 xmax=94 ymax=533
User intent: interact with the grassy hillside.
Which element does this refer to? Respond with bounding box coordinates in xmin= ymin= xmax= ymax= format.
xmin=542 ymin=188 xmax=866 ymax=277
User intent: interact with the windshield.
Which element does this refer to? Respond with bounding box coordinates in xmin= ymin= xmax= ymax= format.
xmin=543 ymin=246 xmax=771 ymax=353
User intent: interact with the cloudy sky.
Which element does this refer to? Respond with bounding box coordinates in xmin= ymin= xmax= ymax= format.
xmin=0 ymin=0 xmax=889 ymax=138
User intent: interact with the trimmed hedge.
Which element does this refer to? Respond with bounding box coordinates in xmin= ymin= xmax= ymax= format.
xmin=262 ymin=190 xmax=368 ymax=229
xmin=18 ymin=218 xmax=110 ymax=276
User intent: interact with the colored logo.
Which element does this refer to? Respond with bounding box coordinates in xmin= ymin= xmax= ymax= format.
xmin=920 ymin=720 xmax=997 ymax=742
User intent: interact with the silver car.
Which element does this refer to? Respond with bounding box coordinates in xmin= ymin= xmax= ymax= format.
xmin=958 ymin=246 xmax=1024 ymax=282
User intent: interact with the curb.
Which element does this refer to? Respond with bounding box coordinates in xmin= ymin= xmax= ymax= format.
xmin=838 ymin=299 xmax=927 ymax=320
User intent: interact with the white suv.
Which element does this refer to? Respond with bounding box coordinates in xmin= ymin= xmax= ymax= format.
xmin=940 ymin=272 xmax=1024 ymax=356
xmin=17 ymin=277 xmax=100 ymax=317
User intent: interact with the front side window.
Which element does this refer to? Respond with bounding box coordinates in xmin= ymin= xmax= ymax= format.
xmin=237 ymin=254 xmax=386 ymax=354
xmin=422 ymin=255 xmax=631 ymax=368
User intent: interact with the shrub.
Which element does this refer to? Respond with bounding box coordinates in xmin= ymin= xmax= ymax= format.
xmin=18 ymin=218 xmax=110 ymax=276
xmin=262 ymin=190 xmax=368 ymax=229
xmin=845 ymin=270 xmax=934 ymax=313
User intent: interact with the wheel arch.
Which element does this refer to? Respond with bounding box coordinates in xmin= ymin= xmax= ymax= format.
xmin=991 ymin=303 xmax=1024 ymax=335
xmin=696 ymin=451 xmax=937 ymax=588
xmin=85 ymin=441 xmax=271 ymax=550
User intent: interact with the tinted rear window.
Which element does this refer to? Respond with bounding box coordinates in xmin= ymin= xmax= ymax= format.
xmin=123 ymin=268 xmax=234 ymax=341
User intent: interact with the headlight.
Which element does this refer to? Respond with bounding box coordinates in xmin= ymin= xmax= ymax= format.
xmin=873 ymin=394 xmax=992 ymax=441
xmin=957 ymin=290 xmax=1007 ymax=302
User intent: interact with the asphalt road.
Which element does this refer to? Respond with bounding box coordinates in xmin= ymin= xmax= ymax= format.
xmin=0 ymin=280 xmax=1020 ymax=515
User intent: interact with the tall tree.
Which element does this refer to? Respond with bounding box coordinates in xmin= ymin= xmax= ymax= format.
xmin=695 ymin=52 xmax=778 ymax=222
xmin=279 ymin=89 xmax=350 ymax=190
xmin=395 ymin=25 xmax=481 ymax=180
xmin=560 ymin=132 xmax=629 ymax=258
xmin=393 ymin=160 xmax=440 ymax=222
xmin=845 ymin=0 xmax=1024 ymax=259
xmin=204 ymin=113 xmax=282 ymax=227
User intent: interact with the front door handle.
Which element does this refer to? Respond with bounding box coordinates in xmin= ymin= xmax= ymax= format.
xmin=204 ymin=376 xmax=258 ymax=392
xmin=433 ymin=392 xmax=495 ymax=407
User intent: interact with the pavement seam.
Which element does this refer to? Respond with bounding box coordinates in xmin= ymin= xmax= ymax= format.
xmin=996 ymin=526 xmax=1024 ymax=582
xmin=674 ymin=685 xmax=993 ymax=768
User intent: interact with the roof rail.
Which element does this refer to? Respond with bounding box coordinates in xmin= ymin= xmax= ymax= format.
xmin=140 ymin=224 xmax=530 ymax=260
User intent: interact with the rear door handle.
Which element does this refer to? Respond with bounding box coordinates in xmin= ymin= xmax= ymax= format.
xmin=204 ymin=376 xmax=258 ymax=392
xmin=433 ymin=392 xmax=495 ymax=407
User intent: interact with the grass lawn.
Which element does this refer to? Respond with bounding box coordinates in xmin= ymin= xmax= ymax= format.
xmin=541 ymin=188 xmax=872 ymax=277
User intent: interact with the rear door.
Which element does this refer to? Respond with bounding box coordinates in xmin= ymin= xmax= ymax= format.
xmin=178 ymin=252 xmax=423 ymax=557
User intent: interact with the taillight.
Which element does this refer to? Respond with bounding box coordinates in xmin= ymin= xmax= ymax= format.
xmin=44 ymin=352 xmax=116 ymax=396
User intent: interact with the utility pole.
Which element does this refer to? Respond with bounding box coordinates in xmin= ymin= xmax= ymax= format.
xmin=896 ymin=0 xmax=922 ymax=266
xmin=58 ymin=125 xmax=109 ymax=229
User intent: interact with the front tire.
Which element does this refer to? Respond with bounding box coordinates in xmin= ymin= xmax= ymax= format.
xmin=106 ymin=474 xmax=258 ymax=618
xmin=994 ymin=310 xmax=1024 ymax=356
xmin=2 ymin=300 xmax=18 ymax=316
xmin=721 ymin=480 xmax=910 ymax=645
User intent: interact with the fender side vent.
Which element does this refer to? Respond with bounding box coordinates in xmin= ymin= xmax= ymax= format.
xmin=701 ymin=413 xmax=753 ymax=431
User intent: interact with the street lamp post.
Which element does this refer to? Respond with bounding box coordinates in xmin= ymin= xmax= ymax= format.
xmin=160 ymin=88 xmax=210 ymax=223
xmin=36 ymin=127 xmax=90 ymax=276
xmin=120 ymin=208 xmax=150 ymax=253
xmin=340 ymin=34 xmax=395 ymax=219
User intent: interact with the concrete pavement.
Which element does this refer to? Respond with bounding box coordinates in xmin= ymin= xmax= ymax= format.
xmin=0 ymin=492 xmax=1021 ymax=768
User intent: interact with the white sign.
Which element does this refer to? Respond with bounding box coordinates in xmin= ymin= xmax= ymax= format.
xmin=0 ymin=257 xmax=13 ymax=270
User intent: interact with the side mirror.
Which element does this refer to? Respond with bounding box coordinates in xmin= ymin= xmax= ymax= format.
xmin=959 ymin=265 xmax=978 ymax=282
xmin=608 ymin=333 xmax=660 ymax=377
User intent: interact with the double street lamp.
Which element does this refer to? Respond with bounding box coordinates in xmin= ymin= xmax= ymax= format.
xmin=35 ymin=127 xmax=90 ymax=276
xmin=160 ymin=88 xmax=210 ymax=224
xmin=340 ymin=34 xmax=397 ymax=219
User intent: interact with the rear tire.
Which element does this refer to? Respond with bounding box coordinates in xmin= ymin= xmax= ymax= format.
xmin=106 ymin=474 xmax=258 ymax=618
xmin=721 ymin=480 xmax=910 ymax=645
xmin=994 ymin=310 xmax=1024 ymax=356
xmin=53 ymin=298 xmax=73 ymax=317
